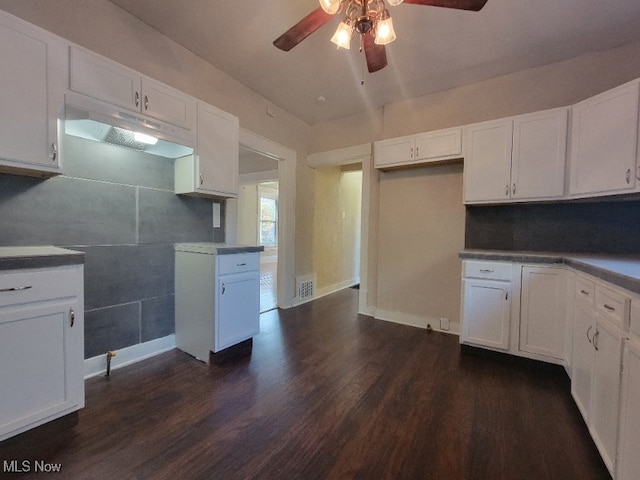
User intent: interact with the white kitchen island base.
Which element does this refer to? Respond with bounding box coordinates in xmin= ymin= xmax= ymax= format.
xmin=174 ymin=243 xmax=262 ymax=364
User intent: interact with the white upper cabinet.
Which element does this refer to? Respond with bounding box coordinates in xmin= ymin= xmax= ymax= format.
xmin=569 ymin=80 xmax=640 ymax=197
xmin=512 ymin=108 xmax=568 ymax=200
xmin=464 ymin=108 xmax=568 ymax=204
xmin=0 ymin=11 xmax=66 ymax=177
xmin=70 ymin=47 xmax=195 ymax=130
xmin=463 ymin=118 xmax=513 ymax=203
xmin=374 ymin=126 xmax=462 ymax=169
xmin=175 ymin=101 xmax=239 ymax=198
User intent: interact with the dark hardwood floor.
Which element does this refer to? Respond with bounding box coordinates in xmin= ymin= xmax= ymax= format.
xmin=1 ymin=288 xmax=610 ymax=479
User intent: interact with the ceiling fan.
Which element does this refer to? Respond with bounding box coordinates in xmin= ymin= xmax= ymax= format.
xmin=273 ymin=0 xmax=488 ymax=73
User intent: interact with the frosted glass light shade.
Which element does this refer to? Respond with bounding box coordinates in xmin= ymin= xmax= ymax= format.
xmin=331 ymin=21 xmax=352 ymax=49
xmin=374 ymin=17 xmax=396 ymax=45
xmin=319 ymin=0 xmax=341 ymax=14
xmin=387 ymin=0 xmax=404 ymax=6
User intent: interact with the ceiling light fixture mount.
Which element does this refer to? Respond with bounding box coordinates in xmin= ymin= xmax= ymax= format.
xmin=274 ymin=0 xmax=487 ymax=73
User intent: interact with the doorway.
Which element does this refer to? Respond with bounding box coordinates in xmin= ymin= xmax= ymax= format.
xmin=237 ymin=146 xmax=279 ymax=312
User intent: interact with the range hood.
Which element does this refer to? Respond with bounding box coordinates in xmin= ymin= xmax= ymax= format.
xmin=64 ymin=90 xmax=194 ymax=159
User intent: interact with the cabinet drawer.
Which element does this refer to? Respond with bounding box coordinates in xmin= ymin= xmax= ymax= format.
xmin=463 ymin=261 xmax=512 ymax=281
xmin=0 ymin=268 xmax=79 ymax=308
xmin=575 ymin=275 xmax=596 ymax=308
xmin=596 ymin=284 xmax=629 ymax=330
xmin=217 ymin=253 xmax=259 ymax=276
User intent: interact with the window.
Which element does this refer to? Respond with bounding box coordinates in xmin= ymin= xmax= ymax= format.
xmin=259 ymin=195 xmax=277 ymax=246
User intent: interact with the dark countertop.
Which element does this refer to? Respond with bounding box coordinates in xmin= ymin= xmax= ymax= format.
xmin=0 ymin=246 xmax=85 ymax=271
xmin=460 ymin=249 xmax=640 ymax=295
xmin=174 ymin=243 xmax=265 ymax=255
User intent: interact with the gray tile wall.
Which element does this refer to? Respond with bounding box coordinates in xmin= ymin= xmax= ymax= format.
xmin=465 ymin=199 xmax=640 ymax=254
xmin=0 ymin=135 xmax=225 ymax=359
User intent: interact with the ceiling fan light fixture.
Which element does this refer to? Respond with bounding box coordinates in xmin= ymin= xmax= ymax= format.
xmin=331 ymin=20 xmax=353 ymax=49
xmin=374 ymin=12 xmax=396 ymax=45
xmin=319 ymin=0 xmax=341 ymax=15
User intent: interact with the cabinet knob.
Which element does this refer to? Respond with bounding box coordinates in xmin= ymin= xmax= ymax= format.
xmin=70 ymin=308 xmax=75 ymax=328
xmin=144 ymin=95 xmax=149 ymax=111
xmin=199 ymin=173 xmax=204 ymax=186
xmin=512 ymin=183 xmax=516 ymax=195
xmin=135 ymin=91 xmax=140 ymax=107
xmin=505 ymin=184 xmax=509 ymax=196
xmin=410 ymin=147 xmax=414 ymax=158
xmin=626 ymin=168 xmax=631 ymax=184
xmin=221 ymin=284 xmax=226 ymax=295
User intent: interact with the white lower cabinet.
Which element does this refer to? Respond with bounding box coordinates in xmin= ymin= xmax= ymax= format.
xmin=460 ymin=261 xmax=512 ymax=351
xmin=617 ymin=337 xmax=640 ymax=480
xmin=571 ymin=274 xmax=626 ymax=477
xmin=519 ymin=266 xmax=566 ymax=360
xmin=0 ymin=264 xmax=84 ymax=442
xmin=461 ymin=278 xmax=511 ymax=350
xmin=175 ymin=245 xmax=260 ymax=363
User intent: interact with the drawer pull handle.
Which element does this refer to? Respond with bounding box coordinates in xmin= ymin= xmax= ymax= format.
xmin=603 ymin=304 xmax=616 ymax=312
xmin=237 ymin=263 xmax=247 ymax=267
xmin=221 ymin=283 xmax=225 ymax=295
xmin=479 ymin=269 xmax=494 ymax=273
xmin=0 ymin=285 xmax=33 ymax=292
xmin=70 ymin=308 xmax=75 ymax=328
xmin=580 ymin=290 xmax=590 ymax=296
xmin=593 ymin=329 xmax=600 ymax=351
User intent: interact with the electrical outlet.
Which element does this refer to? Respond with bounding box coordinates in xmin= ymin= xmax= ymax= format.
xmin=440 ymin=317 xmax=450 ymax=331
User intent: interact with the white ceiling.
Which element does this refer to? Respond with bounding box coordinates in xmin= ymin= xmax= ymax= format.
xmin=108 ymin=0 xmax=640 ymax=126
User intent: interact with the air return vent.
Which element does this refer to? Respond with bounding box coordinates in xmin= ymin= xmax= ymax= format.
xmin=296 ymin=274 xmax=316 ymax=301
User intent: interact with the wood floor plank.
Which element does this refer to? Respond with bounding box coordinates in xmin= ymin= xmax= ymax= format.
xmin=0 ymin=288 xmax=610 ymax=479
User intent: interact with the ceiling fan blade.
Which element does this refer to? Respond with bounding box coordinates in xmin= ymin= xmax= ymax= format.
xmin=363 ymin=34 xmax=387 ymax=73
xmin=403 ymin=0 xmax=488 ymax=11
xmin=273 ymin=8 xmax=334 ymax=51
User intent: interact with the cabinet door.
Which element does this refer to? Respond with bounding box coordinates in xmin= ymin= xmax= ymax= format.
xmin=590 ymin=318 xmax=623 ymax=474
xmin=70 ymin=47 xmax=140 ymax=112
xmin=519 ymin=266 xmax=566 ymax=359
xmin=617 ymin=339 xmax=640 ymax=480
xmin=414 ymin=127 xmax=462 ymax=161
xmin=140 ymin=77 xmax=195 ymax=130
xmin=215 ymin=272 xmax=260 ymax=352
xmin=512 ymin=108 xmax=567 ymax=200
xmin=374 ymin=136 xmax=414 ymax=168
xmin=196 ymin=102 xmax=239 ymax=196
xmin=0 ymin=300 xmax=83 ymax=441
xmin=461 ymin=278 xmax=511 ymax=350
xmin=571 ymin=302 xmax=596 ymax=420
xmin=0 ymin=14 xmax=64 ymax=174
xmin=463 ymin=119 xmax=513 ymax=203
xmin=569 ymin=81 xmax=639 ymax=196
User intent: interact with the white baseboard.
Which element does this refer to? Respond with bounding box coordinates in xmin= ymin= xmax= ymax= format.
xmin=374 ymin=309 xmax=460 ymax=335
xmin=84 ymin=334 xmax=176 ymax=379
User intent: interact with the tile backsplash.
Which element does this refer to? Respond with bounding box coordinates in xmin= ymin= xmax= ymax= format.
xmin=0 ymin=135 xmax=223 ymax=358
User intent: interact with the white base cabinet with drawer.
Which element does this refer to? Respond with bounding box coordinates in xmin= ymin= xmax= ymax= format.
xmin=175 ymin=246 xmax=260 ymax=363
xmin=571 ymin=273 xmax=627 ymax=477
xmin=617 ymin=336 xmax=640 ymax=480
xmin=0 ymin=264 xmax=84 ymax=442
xmin=460 ymin=261 xmax=512 ymax=351
xmin=461 ymin=260 xmax=570 ymax=364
